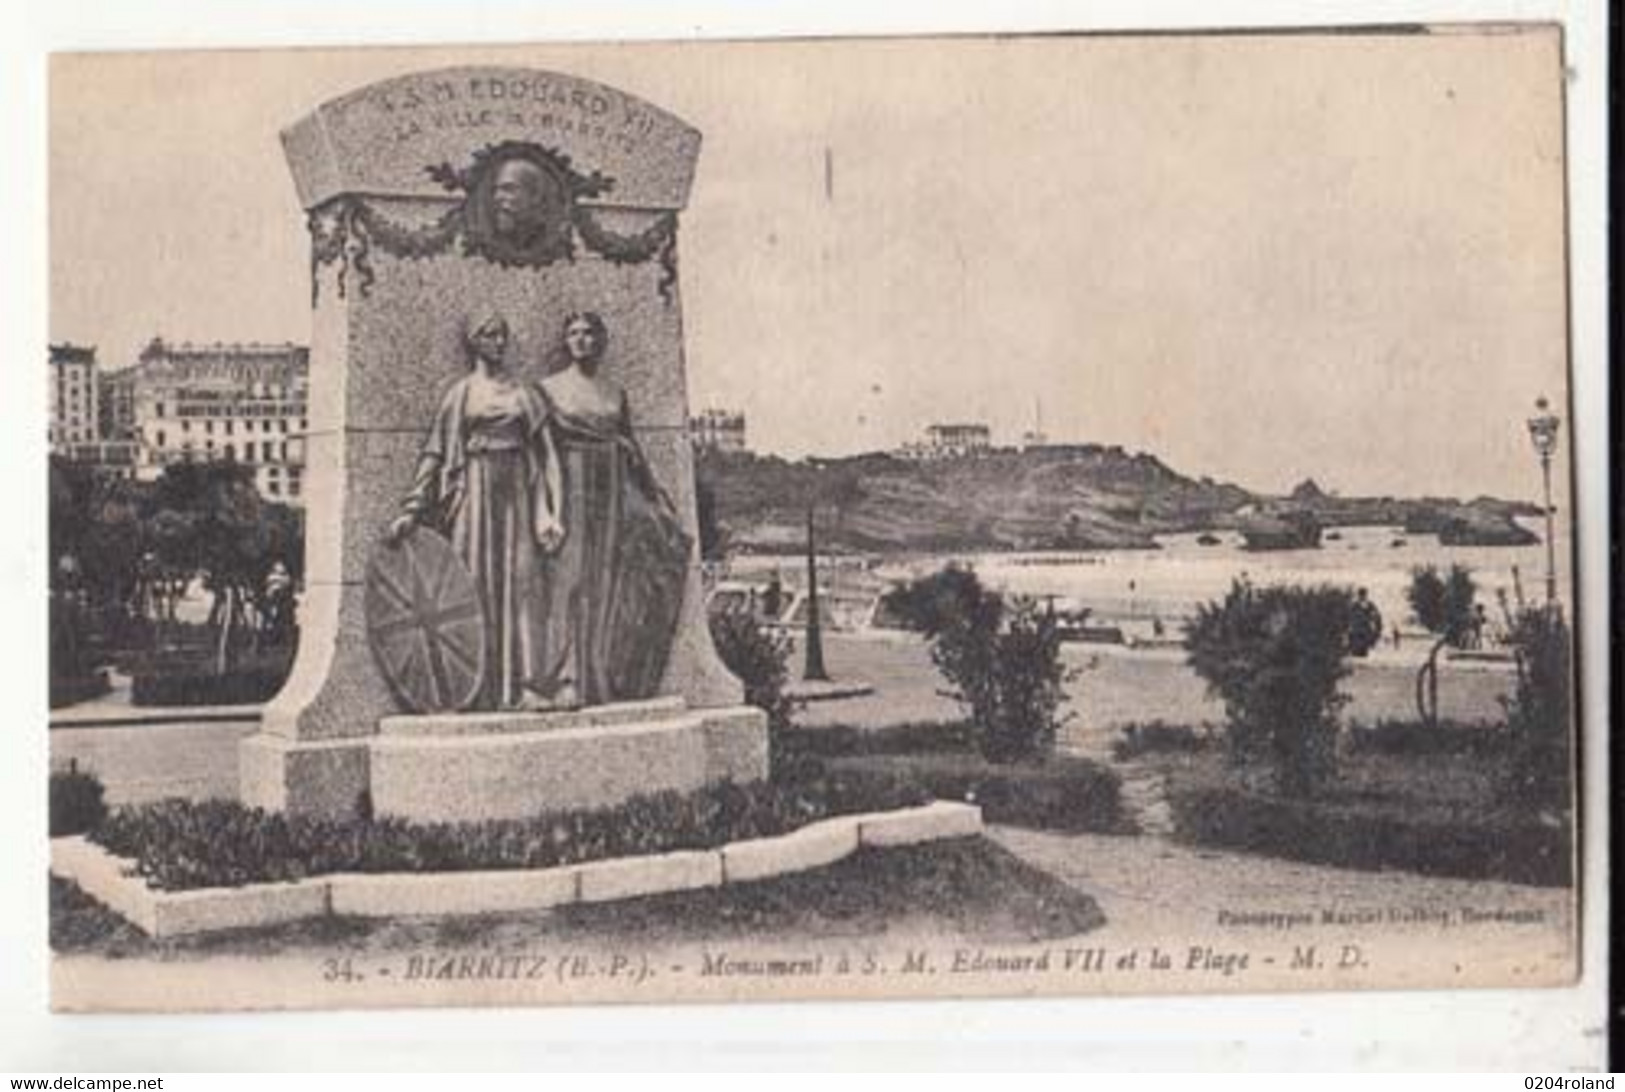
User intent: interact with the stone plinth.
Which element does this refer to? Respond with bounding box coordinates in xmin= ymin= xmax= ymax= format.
xmin=241 ymin=67 xmax=756 ymax=817
xmin=370 ymin=700 xmax=768 ymax=823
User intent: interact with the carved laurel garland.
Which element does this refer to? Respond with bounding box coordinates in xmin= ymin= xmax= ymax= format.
xmin=307 ymin=142 xmax=679 ymax=305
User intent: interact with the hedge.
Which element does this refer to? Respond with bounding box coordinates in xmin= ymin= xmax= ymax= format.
xmin=824 ymin=752 xmax=1127 ymax=834
xmin=778 ymin=720 xmax=976 ymax=759
xmin=50 ymin=764 xmax=108 ymax=837
xmin=1167 ymin=784 xmax=1571 ymax=887
xmin=89 ymin=769 xmax=931 ymax=892
xmin=1345 ymin=719 xmax=1509 ymax=758
xmin=130 ymin=667 xmax=289 ymax=707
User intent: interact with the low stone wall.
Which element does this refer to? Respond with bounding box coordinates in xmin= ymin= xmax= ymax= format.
xmin=51 ymin=801 xmax=984 ymax=939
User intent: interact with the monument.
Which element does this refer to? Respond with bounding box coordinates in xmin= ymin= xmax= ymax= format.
xmin=240 ymin=68 xmax=767 ymax=821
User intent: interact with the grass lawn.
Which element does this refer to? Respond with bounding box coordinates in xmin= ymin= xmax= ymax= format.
xmin=50 ymin=837 xmax=1105 ymax=960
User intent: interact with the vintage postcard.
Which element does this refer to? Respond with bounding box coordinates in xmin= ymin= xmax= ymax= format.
xmin=46 ymin=27 xmax=1582 ymax=1013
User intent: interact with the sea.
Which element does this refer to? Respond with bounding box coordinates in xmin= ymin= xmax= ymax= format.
xmin=950 ymin=518 xmax=1571 ymax=641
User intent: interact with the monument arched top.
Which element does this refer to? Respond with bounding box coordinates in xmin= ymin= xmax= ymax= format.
xmin=283 ymin=66 xmax=701 ymax=212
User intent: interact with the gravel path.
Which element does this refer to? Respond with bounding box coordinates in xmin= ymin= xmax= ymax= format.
xmin=987 ymin=825 xmax=1577 ymax=990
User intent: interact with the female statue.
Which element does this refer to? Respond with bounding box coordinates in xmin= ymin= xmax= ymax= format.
xmin=534 ymin=311 xmax=690 ymax=707
xmin=386 ymin=309 xmax=563 ymax=711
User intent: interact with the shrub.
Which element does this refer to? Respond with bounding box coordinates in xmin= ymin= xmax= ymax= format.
xmin=90 ymin=772 xmax=932 ymax=892
xmin=1111 ymin=720 xmax=1219 ymax=761
xmin=825 ymin=752 xmax=1125 ymax=833
xmin=1346 ymin=718 xmax=1508 ymax=758
xmin=1167 ymin=783 xmax=1570 ymax=887
xmin=130 ymin=666 xmax=289 ymax=707
xmin=883 ymin=567 xmax=1073 ymax=765
xmin=1501 ymin=606 xmax=1573 ymax=813
xmin=1407 ymin=564 xmax=1478 ymax=647
xmin=708 ymin=609 xmax=795 ymax=735
xmin=50 ymin=764 xmax=108 ymax=837
xmin=777 ymin=720 xmax=976 ymax=759
xmin=1184 ymin=580 xmax=1355 ymax=796
xmin=880 ymin=565 xmax=992 ymax=637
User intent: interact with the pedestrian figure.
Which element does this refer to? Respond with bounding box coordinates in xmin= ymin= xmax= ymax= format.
xmin=1349 ymin=587 xmax=1383 ymax=657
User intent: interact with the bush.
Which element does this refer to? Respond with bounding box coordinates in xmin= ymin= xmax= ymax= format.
xmin=1111 ymin=720 xmax=1219 ymax=761
xmin=777 ymin=720 xmax=976 ymax=759
xmin=50 ymin=764 xmax=108 ymax=837
xmin=824 ymin=752 xmax=1126 ymax=834
xmin=1502 ymin=606 xmax=1573 ymax=813
xmin=130 ymin=666 xmax=289 ymax=707
xmin=883 ymin=567 xmax=1073 ymax=765
xmin=89 ymin=771 xmax=932 ymax=892
xmin=709 ymin=609 xmax=794 ymax=736
xmin=1167 ymin=783 xmax=1570 ymax=887
xmin=1184 ymin=580 xmax=1355 ymax=796
xmin=1346 ymin=718 xmax=1508 ymax=758
xmin=1407 ymin=564 xmax=1477 ymax=647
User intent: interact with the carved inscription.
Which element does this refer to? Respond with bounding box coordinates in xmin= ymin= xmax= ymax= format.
xmin=367 ymin=76 xmax=663 ymax=153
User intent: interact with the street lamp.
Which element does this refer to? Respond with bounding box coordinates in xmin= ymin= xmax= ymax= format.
xmin=1525 ymin=396 xmax=1561 ymax=608
xmin=802 ymin=503 xmax=830 ymax=682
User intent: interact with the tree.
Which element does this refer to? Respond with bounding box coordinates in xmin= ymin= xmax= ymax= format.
xmin=882 ymin=566 xmax=1073 ymax=764
xmin=1185 ymin=580 xmax=1355 ymax=796
xmin=145 ymin=463 xmax=281 ymax=671
xmin=709 ymin=609 xmax=794 ymax=736
xmin=695 ymin=477 xmax=725 ymax=561
xmin=1501 ymin=605 xmax=1572 ymax=814
xmin=1406 ymin=564 xmax=1477 ymax=727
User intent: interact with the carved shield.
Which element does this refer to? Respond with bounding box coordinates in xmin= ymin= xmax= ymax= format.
xmin=365 ymin=528 xmax=487 ymax=713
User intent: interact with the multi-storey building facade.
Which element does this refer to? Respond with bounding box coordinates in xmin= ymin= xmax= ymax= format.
xmin=98 ymin=367 xmax=139 ymax=441
xmin=895 ymin=422 xmax=993 ymax=461
xmin=48 ymin=344 xmax=99 ymax=453
xmin=127 ymin=338 xmax=310 ymax=503
xmin=689 ymin=408 xmax=748 ymax=454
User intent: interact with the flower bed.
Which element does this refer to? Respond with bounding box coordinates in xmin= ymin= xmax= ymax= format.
xmin=91 ymin=771 xmax=930 ymax=892
xmin=54 ymin=801 xmax=985 ymax=939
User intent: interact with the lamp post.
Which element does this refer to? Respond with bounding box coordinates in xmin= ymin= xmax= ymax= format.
xmin=802 ymin=503 xmax=830 ymax=681
xmin=1525 ymin=396 xmax=1561 ymax=608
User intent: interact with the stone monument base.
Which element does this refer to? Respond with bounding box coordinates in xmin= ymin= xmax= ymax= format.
xmin=372 ymin=698 xmax=768 ymax=823
xmin=244 ymin=697 xmax=770 ymax=823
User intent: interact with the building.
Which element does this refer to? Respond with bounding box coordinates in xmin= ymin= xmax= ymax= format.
xmin=1020 ymin=397 xmax=1050 ymax=450
xmin=690 ymin=408 xmax=748 ymax=454
xmin=126 ymin=338 xmax=310 ymax=503
xmin=62 ymin=438 xmax=141 ymax=481
xmin=98 ymin=367 xmax=139 ymax=441
xmin=895 ymin=422 xmax=993 ymax=461
xmin=48 ymin=343 xmax=99 ymax=453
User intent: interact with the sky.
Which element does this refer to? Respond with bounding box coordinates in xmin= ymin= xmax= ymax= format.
xmin=49 ymin=30 xmax=1571 ymax=500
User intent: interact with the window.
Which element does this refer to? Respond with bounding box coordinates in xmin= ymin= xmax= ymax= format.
xmin=155 ymin=430 xmax=166 ymax=448
xmin=262 ymin=441 xmax=274 ymax=462
xmin=267 ymin=481 xmax=281 ymax=496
